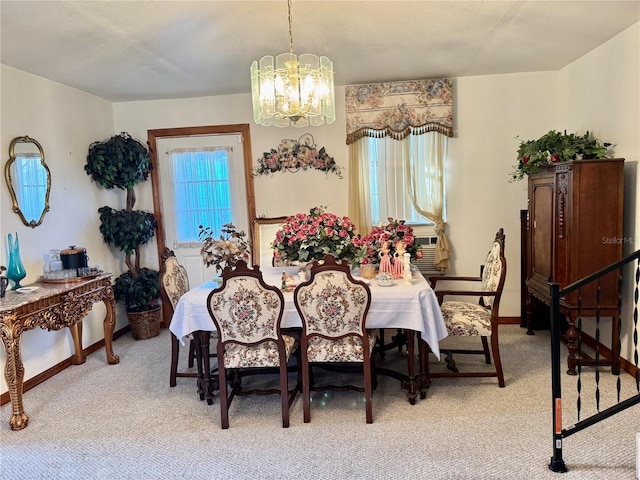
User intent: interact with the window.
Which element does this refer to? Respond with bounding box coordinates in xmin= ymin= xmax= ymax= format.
xmin=169 ymin=147 xmax=233 ymax=246
xmin=366 ymin=136 xmax=442 ymax=225
xmin=367 ymin=132 xmax=446 ymax=226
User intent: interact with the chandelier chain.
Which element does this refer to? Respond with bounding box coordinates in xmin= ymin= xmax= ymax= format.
xmin=287 ymin=0 xmax=294 ymax=56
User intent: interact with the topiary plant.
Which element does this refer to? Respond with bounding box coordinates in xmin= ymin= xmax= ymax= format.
xmin=85 ymin=132 xmax=159 ymax=313
xmin=113 ymin=268 xmax=160 ymax=312
xmin=85 ymin=132 xmax=151 ymax=190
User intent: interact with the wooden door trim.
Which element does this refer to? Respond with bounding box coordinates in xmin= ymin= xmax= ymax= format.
xmin=148 ymin=124 xmax=256 ymax=327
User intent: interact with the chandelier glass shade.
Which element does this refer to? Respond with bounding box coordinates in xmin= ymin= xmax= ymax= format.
xmin=250 ymin=1 xmax=335 ymax=127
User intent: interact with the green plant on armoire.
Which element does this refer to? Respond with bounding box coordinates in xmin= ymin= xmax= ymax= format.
xmin=84 ymin=132 xmax=161 ymax=340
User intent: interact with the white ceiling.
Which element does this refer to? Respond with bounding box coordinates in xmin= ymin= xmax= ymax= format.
xmin=1 ymin=1 xmax=639 ymax=103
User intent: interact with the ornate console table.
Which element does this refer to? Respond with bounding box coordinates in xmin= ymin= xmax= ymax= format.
xmin=0 ymin=274 xmax=119 ymax=430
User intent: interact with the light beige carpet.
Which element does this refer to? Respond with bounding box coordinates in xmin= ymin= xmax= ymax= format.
xmin=1 ymin=325 xmax=638 ymax=479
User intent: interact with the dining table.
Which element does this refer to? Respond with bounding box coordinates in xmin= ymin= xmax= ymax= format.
xmin=169 ymin=265 xmax=448 ymax=404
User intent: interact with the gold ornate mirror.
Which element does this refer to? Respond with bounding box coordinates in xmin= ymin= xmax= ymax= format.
xmin=5 ymin=136 xmax=51 ymax=228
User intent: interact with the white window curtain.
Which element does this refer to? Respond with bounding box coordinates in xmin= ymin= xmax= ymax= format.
xmin=169 ymin=147 xmax=234 ymax=247
xmin=347 ymin=140 xmax=372 ymax=236
xmin=346 ymin=79 xmax=453 ymax=269
xmin=404 ymin=132 xmax=450 ymax=269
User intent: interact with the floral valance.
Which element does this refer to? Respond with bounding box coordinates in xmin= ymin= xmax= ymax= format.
xmin=345 ymin=78 xmax=454 ymax=145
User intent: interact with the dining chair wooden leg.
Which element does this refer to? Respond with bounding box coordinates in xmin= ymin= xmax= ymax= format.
xmin=302 ymin=360 xmax=311 ymax=423
xmin=371 ymin=350 xmax=378 ymax=390
xmin=481 ymin=336 xmax=491 ymax=363
xmin=218 ymin=360 xmax=230 ymax=429
xmin=491 ymin=332 xmax=506 ymax=387
xmin=170 ymin=333 xmax=180 ymax=387
xmin=280 ymin=361 xmax=290 ymax=428
xmin=364 ymin=355 xmax=373 ymax=424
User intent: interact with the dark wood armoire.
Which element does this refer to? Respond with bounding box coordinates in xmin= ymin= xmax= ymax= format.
xmin=524 ymin=158 xmax=625 ymax=375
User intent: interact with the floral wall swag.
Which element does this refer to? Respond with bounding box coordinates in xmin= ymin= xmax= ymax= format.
xmin=254 ymin=134 xmax=342 ymax=178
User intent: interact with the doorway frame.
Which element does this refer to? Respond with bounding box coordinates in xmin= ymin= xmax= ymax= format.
xmin=148 ymin=124 xmax=256 ymax=327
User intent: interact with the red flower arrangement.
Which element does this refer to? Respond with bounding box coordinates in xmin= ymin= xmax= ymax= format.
xmin=353 ymin=218 xmax=423 ymax=265
xmin=272 ymin=206 xmax=358 ymax=264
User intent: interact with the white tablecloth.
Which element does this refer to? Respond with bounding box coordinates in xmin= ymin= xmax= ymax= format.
xmin=169 ymin=267 xmax=448 ymax=358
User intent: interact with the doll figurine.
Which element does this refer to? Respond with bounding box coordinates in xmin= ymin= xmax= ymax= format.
xmin=378 ymin=241 xmax=393 ymax=275
xmin=392 ymin=240 xmax=406 ymax=278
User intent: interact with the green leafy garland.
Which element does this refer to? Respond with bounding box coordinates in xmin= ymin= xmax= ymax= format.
xmin=510 ymin=130 xmax=611 ymax=182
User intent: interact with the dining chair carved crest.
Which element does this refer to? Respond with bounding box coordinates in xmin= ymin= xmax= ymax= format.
xmin=160 ymin=247 xmax=201 ymax=387
xmin=207 ymin=260 xmax=301 ymax=429
xmin=293 ymin=254 xmax=378 ymax=424
xmin=422 ymin=228 xmax=507 ymax=388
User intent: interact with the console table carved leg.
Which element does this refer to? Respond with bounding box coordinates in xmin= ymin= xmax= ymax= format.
xmin=0 ymin=315 xmax=29 ymax=430
xmin=70 ymin=321 xmax=85 ymax=365
xmin=67 ymin=295 xmax=119 ymax=365
xmin=101 ymin=294 xmax=119 ymax=365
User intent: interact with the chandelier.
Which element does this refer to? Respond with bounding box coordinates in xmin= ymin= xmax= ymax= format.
xmin=250 ymin=0 xmax=335 ymax=128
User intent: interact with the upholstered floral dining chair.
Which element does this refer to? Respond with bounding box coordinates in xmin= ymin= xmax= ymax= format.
xmin=424 ymin=228 xmax=506 ymax=387
xmin=160 ymin=248 xmax=203 ymax=387
xmin=294 ymin=254 xmax=377 ymax=424
xmin=207 ymin=260 xmax=300 ymax=429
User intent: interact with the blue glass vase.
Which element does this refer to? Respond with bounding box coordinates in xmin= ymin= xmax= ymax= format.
xmin=6 ymin=233 xmax=26 ymax=290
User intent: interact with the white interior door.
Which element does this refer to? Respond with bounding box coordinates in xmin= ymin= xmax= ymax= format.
xmin=158 ymin=134 xmax=248 ymax=287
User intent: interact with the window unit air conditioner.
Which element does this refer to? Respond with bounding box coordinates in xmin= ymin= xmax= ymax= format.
xmin=414 ymin=236 xmax=445 ymax=277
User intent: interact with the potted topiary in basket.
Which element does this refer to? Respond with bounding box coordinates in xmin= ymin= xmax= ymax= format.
xmin=85 ymin=132 xmax=161 ymax=340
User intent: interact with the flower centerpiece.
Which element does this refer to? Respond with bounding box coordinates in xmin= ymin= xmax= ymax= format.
xmin=254 ymin=135 xmax=342 ymax=178
xmin=272 ymin=206 xmax=359 ymax=264
xmin=199 ymin=223 xmax=251 ymax=273
xmin=509 ymin=130 xmax=612 ymax=182
xmin=352 ymin=218 xmax=423 ymax=266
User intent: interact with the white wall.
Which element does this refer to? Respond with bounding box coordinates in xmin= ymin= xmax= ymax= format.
xmin=0 ymin=65 xmax=122 ymax=394
xmin=559 ymin=22 xmax=639 ymax=254
xmin=446 ymin=71 xmax=559 ymax=316
xmin=559 ymin=22 xmax=640 ymax=360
